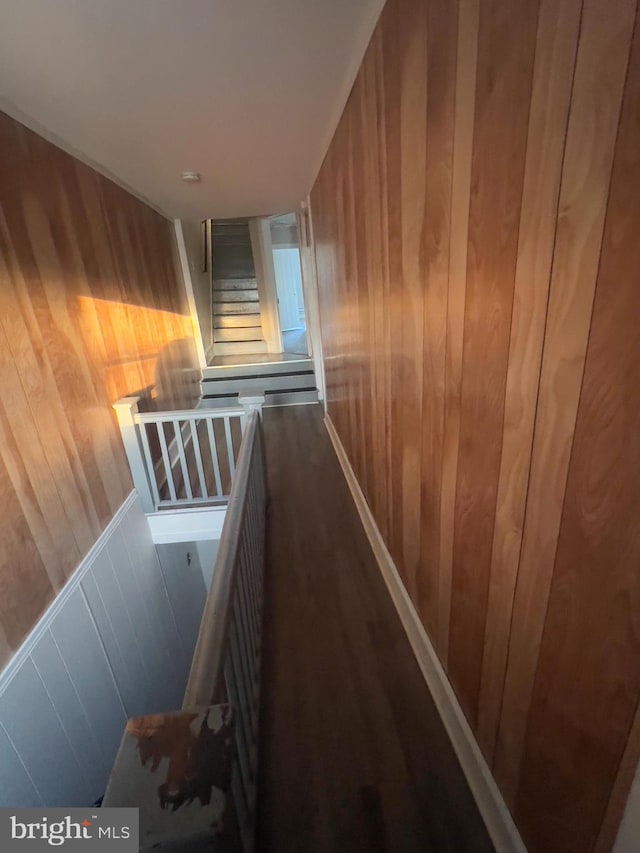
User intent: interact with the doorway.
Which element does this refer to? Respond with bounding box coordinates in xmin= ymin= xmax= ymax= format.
xmin=270 ymin=213 xmax=309 ymax=355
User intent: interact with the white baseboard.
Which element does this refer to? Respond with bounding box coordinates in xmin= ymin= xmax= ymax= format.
xmin=324 ymin=414 xmax=527 ymax=853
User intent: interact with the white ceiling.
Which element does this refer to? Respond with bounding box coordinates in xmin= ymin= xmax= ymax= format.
xmin=0 ymin=0 xmax=384 ymax=221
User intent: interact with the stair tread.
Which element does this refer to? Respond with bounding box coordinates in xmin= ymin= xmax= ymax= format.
xmin=213 ymin=292 xmax=259 ymax=303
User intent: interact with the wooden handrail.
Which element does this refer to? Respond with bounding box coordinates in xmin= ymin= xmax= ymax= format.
xmin=182 ymin=410 xmax=264 ymax=708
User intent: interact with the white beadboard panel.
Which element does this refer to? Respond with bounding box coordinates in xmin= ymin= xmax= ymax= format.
xmin=105 ymin=524 xmax=169 ymax=713
xmin=30 ymin=632 xmax=107 ymax=800
xmin=156 ymin=542 xmax=206 ymax=678
xmin=121 ymin=502 xmax=185 ymax=710
xmin=81 ymin=569 xmax=140 ymax=717
xmin=0 ymin=491 xmax=209 ymax=808
xmin=0 ymin=659 xmax=88 ymax=807
xmin=196 ymin=539 xmax=219 ymax=590
xmin=88 ymin=547 xmax=151 ymax=716
xmin=0 ymin=725 xmax=42 ymax=807
xmin=49 ymin=587 xmax=128 ymax=773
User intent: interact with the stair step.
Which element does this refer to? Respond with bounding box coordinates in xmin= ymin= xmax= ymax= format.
xmin=202 ymin=358 xmax=313 ymax=380
xmin=214 ymin=340 xmax=268 ymax=356
xmin=213 ymin=290 xmax=259 ymax=303
xmin=211 ymin=222 xmax=250 ymax=239
xmin=211 ymin=248 xmax=255 ymax=280
xmin=215 ymin=301 xmax=260 ymax=315
xmin=201 ymin=388 xmax=319 ymax=409
xmin=202 ymin=371 xmax=315 ymax=396
xmin=214 ymin=327 xmax=264 ymax=343
xmin=214 ymin=313 xmax=262 ymax=329
xmin=213 ymin=278 xmax=257 ymax=291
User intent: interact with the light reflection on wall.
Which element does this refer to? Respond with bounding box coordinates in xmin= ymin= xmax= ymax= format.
xmin=77 ymin=296 xmax=200 ymax=409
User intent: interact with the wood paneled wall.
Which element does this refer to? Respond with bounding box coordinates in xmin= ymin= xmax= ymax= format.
xmin=311 ymin=0 xmax=640 ymax=849
xmin=0 ymin=112 xmax=198 ymax=666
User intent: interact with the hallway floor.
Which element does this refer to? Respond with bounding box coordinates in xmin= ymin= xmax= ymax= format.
xmin=257 ymin=404 xmax=494 ymax=853
xmin=281 ymin=327 xmax=308 ymax=355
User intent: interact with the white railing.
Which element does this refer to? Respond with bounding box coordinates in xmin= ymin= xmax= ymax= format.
xmin=102 ymin=411 xmax=267 ymax=851
xmin=113 ymin=396 xmax=263 ymax=512
xmin=183 ymin=410 xmax=267 ymax=851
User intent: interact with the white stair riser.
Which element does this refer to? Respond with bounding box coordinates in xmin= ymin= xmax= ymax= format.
xmin=202 ymin=359 xmax=313 ymax=380
xmin=202 ymin=372 xmax=315 ymax=396
xmin=214 ymin=327 xmax=264 ymax=343
xmin=214 ymin=314 xmax=262 ymax=329
xmin=212 ymin=278 xmax=257 ymax=291
xmin=213 ymin=290 xmax=258 ymax=303
xmin=201 ymin=389 xmax=319 ymax=409
xmin=215 ymin=302 xmax=260 ymax=315
xmin=214 ymin=341 xmax=268 ymax=356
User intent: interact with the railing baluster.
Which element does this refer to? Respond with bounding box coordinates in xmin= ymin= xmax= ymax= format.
xmin=178 ymin=412 xmax=265 ymax=851
xmin=173 ymin=419 xmax=193 ymax=501
xmin=138 ymin=421 xmax=161 ymax=509
xmin=157 ymin=422 xmax=177 ymax=502
xmin=239 ymin=533 xmax=259 ymax=662
xmin=230 ymin=752 xmax=251 ymax=832
xmin=227 ymin=622 xmax=253 ymax=791
xmin=115 ymin=403 xmax=246 ymax=509
xmin=224 ymin=416 xmax=236 ymax=478
xmin=206 ymin=418 xmax=224 ymax=498
xmin=232 ymin=593 xmax=254 ymax=718
xmin=189 ymin=419 xmax=208 ymax=499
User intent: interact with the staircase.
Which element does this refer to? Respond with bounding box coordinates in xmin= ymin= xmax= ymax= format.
xmin=201 ymin=357 xmax=319 ymax=408
xmin=212 ymin=221 xmax=267 ymax=356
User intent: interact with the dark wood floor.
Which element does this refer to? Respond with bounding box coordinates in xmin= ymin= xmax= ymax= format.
xmin=256 ymin=404 xmax=494 ymax=853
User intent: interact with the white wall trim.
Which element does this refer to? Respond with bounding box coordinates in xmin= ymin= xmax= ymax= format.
xmin=249 ymin=217 xmax=283 ymax=354
xmin=323 ymin=414 xmax=528 ymax=853
xmin=174 ymin=219 xmax=207 ymax=369
xmin=297 ymin=201 xmax=326 ymax=404
xmin=146 ymin=506 xmax=226 ymax=544
xmin=0 ymin=491 xmax=137 ymax=697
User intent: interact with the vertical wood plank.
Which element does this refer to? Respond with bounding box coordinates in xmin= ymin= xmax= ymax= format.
xmin=494 ymin=0 xmax=637 ymax=805
xmin=310 ymin=0 xmax=640 ymax=846
xmin=448 ymin=0 xmax=540 ymax=723
xmin=435 ymin=0 xmax=479 ymax=665
xmin=514 ymin=10 xmax=640 ymax=849
xmin=0 ymin=110 xmax=198 ymax=658
xmin=476 ymin=0 xmax=583 ymax=761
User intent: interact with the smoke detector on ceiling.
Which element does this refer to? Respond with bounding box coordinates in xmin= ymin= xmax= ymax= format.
xmin=181 ymin=171 xmax=201 ymax=183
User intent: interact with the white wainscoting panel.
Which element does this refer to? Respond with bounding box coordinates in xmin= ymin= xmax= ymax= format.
xmin=0 ymin=491 xmax=208 ymax=808
xmin=195 ymin=539 xmax=219 ymax=590
xmin=156 ymin=543 xmax=207 ymax=679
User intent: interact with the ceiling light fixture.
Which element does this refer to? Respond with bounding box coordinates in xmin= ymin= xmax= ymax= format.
xmin=181 ymin=171 xmax=201 ymax=183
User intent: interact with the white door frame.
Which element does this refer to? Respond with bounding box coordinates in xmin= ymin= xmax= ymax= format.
xmin=249 ymin=217 xmax=283 ymax=354
xmin=173 ymin=219 xmax=207 ymax=369
xmin=297 ymin=200 xmax=326 ymax=406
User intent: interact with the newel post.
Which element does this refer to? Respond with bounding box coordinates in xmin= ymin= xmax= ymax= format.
xmin=238 ymin=392 xmax=265 ymax=423
xmin=113 ymin=397 xmax=155 ymax=513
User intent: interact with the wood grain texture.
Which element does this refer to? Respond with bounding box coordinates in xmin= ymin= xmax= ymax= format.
xmin=514 ymin=8 xmax=640 ymax=849
xmin=310 ymin=0 xmax=640 ymax=849
xmin=437 ymin=0 xmax=479 ymax=664
xmin=476 ymin=0 xmax=583 ymax=760
xmin=0 ymin=111 xmax=198 ymax=662
xmin=448 ymin=0 xmax=540 ymax=724
xmin=494 ymin=0 xmax=637 ymax=806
